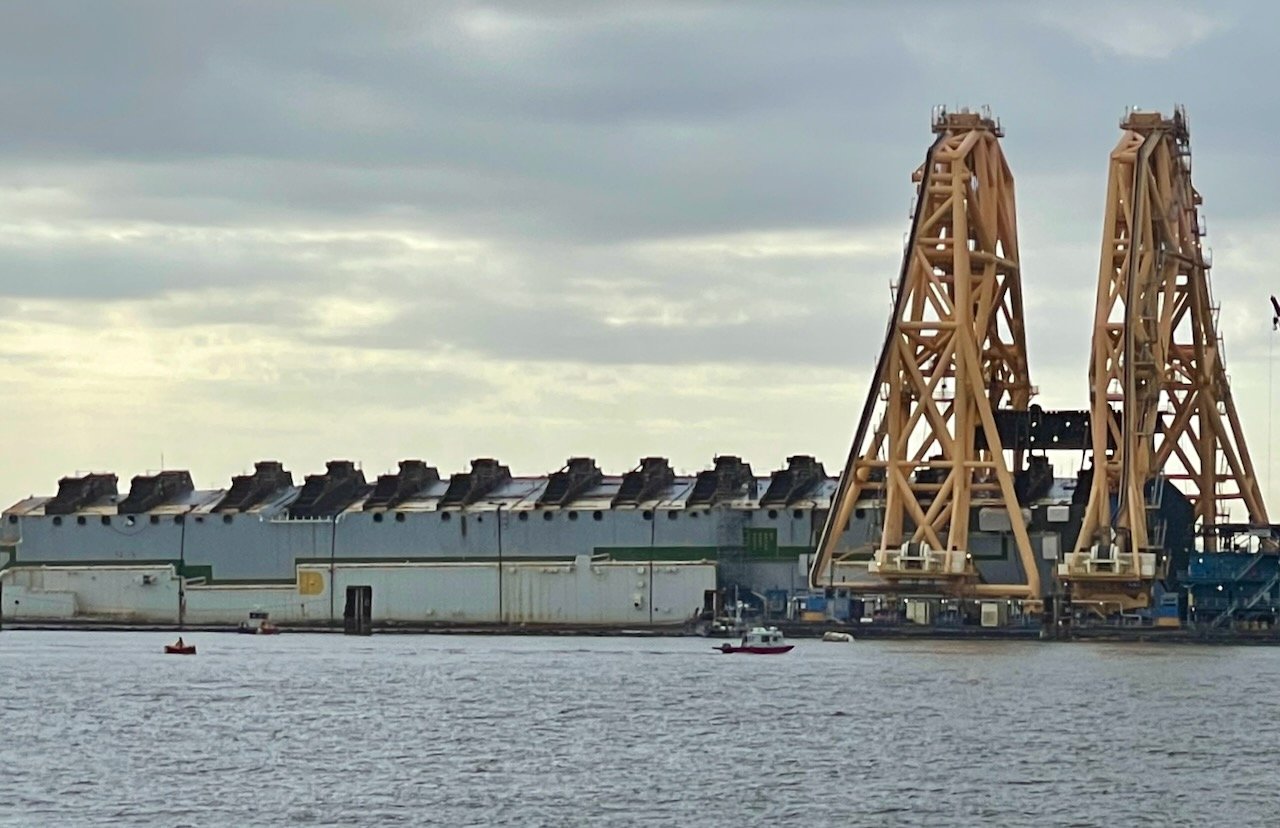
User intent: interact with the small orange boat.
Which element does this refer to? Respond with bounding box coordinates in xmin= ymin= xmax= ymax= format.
xmin=164 ymin=639 xmax=197 ymax=655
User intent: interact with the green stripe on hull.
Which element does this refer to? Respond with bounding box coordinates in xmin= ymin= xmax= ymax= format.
xmin=4 ymin=558 xmax=182 ymax=569
xmin=595 ymin=545 xmax=811 ymax=562
xmin=3 ymin=554 xmax=589 ymax=586
xmin=594 ymin=547 xmax=716 ymax=561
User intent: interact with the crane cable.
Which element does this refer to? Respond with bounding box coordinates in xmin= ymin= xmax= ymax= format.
xmin=1270 ymin=296 xmax=1277 ymax=506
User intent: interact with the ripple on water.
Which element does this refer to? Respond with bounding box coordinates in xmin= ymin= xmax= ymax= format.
xmin=2 ymin=632 xmax=1280 ymax=825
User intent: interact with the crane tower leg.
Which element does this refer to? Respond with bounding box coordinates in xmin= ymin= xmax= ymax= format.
xmin=1065 ymin=108 xmax=1270 ymax=613
xmin=809 ymin=110 xmax=1040 ymax=602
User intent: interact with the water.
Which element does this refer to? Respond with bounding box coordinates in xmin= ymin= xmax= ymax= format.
xmin=2 ymin=631 xmax=1279 ymax=826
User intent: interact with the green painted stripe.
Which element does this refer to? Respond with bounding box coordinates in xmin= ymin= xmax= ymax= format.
xmin=182 ymin=554 xmax=585 ymax=584
xmin=190 ymin=577 xmax=297 ymax=586
xmin=595 ymin=545 xmax=813 ymax=562
xmin=179 ymin=564 xmax=214 ymax=581
xmin=5 ymin=554 xmax=591 ymax=586
xmin=290 ymin=555 xmax=581 ymax=566
xmin=1 ymin=557 xmax=207 ymax=578
xmin=596 ymin=547 xmax=716 ymax=562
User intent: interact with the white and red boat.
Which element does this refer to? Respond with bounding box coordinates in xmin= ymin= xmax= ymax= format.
xmin=237 ymin=610 xmax=280 ymax=635
xmin=715 ymin=626 xmax=793 ymax=655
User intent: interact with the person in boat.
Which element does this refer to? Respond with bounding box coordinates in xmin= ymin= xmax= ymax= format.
xmin=175 ymin=637 xmax=184 ymax=648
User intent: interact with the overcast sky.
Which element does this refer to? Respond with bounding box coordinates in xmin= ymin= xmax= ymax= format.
xmin=3 ymin=1 xmax=1280 ymax=509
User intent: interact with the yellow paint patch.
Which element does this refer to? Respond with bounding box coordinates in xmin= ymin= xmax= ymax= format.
xmin=298 ymin=570 xmax=324 ymax=596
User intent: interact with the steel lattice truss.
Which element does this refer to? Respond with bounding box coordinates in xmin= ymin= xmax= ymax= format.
xmin=810 ymin=110 xmax=1039 ymax=598
xmin=1067 ymin=109 xmax=1269 ymax=599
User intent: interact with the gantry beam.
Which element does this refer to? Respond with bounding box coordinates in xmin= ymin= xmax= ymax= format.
xmin=1065 ymin=108 xmax=1270 ymax=610
xmin=809 ymin=110 xmax=1039 ymax=600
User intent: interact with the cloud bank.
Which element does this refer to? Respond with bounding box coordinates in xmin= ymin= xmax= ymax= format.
xmin=3 ymin=1 xmax=1278 ymax=507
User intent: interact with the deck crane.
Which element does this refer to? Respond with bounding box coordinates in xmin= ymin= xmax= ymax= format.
xmin=1062 ymin=108 xmax=1271 ymax=611
xmin=808 ymin=109 xmax=1040 ymax=600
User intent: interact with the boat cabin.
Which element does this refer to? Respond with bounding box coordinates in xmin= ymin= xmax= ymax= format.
xmin=743 ymin=626 xmax=784 ymax=646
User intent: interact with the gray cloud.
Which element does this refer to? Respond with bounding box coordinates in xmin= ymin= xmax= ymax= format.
xmin=3 ymin=1 xmax=1280 ymax=506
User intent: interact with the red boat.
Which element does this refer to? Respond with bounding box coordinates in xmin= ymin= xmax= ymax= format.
xmin=164 ymin=639 xmax=197 ymax=655
xmin=715 ymin=627 xmax=793 ymax=655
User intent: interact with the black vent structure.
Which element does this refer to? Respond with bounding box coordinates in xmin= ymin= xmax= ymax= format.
xmin=687 ymin=456 xmax=755 ymax=507
xmin=986 ymin=406 xmax=1094 ymax=452
xmin=214 ymin=461 xmax=295 ymax=512
xmin=613 ymin=457 xmax=675 ymax=506
xmin=363 ymin=460 xmax=441 ymax=510
xmin=760 ymin=455 xmax=827 ymax=507
xmin=538 ymin=457 xmax=603 ymax=507
xmin=118 ymin=471 xmax=195 ymax=515
xmin=1014 ymin=455 xmax=1055 ymax=504
xmin=44 ymin=473 xmax=119 ymax=515
xmin=288 ymin=461 xmax=369 ymax=519
xmin=439 ymin=459 xmax=511 ymax=507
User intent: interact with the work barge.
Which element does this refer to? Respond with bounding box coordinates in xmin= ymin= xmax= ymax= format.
xmin=4 ymin=106 xmax=1279 ymax=639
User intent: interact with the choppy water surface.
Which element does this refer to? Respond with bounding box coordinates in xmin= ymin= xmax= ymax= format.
xmin=3 ymin=631 xmax=1280 ymax=826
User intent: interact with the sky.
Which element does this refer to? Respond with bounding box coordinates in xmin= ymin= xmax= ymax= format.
xmin=3 ymin=1 xmax=1280 ymax=510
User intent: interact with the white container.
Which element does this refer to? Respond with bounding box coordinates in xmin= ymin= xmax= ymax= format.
xmin=980 ymin=601 xmax=1009 ymax=628
xmin=905 ymin=599 xmax=934 ymax=625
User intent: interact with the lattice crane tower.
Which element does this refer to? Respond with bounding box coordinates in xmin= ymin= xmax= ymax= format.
xmin=809 ymin=109 xmax=1040 ymax=599
xmin=1064 ymin=108 xmax=1270 ymax=609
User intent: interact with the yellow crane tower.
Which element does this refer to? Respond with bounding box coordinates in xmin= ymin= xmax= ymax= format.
xmin=808 ymin=109 xmax=1040 ymax=601
xmin=1062 ymin=108 xmax=1270 ymax=612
